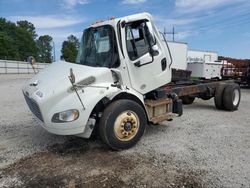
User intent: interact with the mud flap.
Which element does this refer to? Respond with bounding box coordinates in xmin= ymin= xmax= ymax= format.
xmin=172 ymin=99 xmax=183 ymax=116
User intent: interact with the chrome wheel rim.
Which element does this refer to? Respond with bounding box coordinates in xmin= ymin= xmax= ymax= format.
xmin=233 ymin=89 xmax=240 ymax=106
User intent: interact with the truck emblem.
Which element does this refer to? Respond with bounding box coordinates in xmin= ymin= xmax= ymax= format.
xmin=35 ymin=90 xmax=43 ymax=98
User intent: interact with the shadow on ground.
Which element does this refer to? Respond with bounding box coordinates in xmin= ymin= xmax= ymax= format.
xmin=0 ymin=137 xmax=206 ymax=188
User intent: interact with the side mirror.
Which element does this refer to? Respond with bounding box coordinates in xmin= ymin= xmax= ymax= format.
xmin=27 ymin=56 xmax=37 ymax=74
xmin=149 ymin=45 xmax=159 ymax=56
xmin=69 ymin=68 xmax=75 ymax=84
xmin=27 ymin=56 xmax=36 ymax=65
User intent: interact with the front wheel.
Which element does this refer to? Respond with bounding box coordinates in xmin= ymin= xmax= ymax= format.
xmin=99 ymin=99 xmax=147 ymax=150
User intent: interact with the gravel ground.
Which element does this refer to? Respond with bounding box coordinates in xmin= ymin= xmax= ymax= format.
xmin=0 ymin=74 xmax=250 ymax=188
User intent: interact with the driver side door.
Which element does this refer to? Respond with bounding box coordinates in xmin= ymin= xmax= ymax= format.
xmin=124 ymin=20 xmax=171 ymax=94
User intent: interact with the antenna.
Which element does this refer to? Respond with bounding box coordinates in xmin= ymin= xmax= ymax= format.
xmin=164 ymin=27 xmax=178 ymax=42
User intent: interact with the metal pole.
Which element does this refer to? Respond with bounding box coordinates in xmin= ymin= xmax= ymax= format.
xmin=31 ymin=63 xmax=37 ymax=74
xmin=27 ymin=62 xmax=29 ymax=74
xmin=165 ymin=27 xmax=177 ymax=42
xmin=17 ymin=62 xmax=19 ymax=74
xmin=173 ymin=27 xmax=175 ymax=42
xmin=4 ymin=60 xmax=7 ymax=74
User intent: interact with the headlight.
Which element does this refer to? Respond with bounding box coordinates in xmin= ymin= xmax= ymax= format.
xmin=52 ymin=109 xmax=79 ymax=123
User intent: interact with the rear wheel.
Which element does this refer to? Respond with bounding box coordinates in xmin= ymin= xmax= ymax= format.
xmin=181 ymin=96 xmax=195 ymax=105
xmin=214 ymin=83 xmax=226 ymax=110
xmin=223 ymin=84 xmax=241 ymax=111
xmin=99 ymin=99 xmax=147 ymax=150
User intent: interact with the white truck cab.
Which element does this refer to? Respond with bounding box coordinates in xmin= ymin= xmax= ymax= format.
xmin=22 ymin=13 xmax=212 ymax=150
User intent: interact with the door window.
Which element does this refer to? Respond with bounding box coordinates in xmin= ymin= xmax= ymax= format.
xmin=126 ymin=22 xmax=150 ymax=60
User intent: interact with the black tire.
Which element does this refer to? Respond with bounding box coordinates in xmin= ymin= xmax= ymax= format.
xmin=99 ymin=99 xmax=147 ymax=150
xmin=214 ymin=83 xmax=226 ymax=110
xmin=181 ymin=96 xmax=195 ymax=105
xmin=223 ymin=84 xmax=241 ymax=111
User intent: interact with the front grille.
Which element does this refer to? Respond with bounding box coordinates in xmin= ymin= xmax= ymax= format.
xmin=23 ymin=93 xmax=44 ymax=122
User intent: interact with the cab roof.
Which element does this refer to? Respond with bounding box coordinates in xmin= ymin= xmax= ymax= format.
xmin=90 ymin=12 xmax=153 ymax=28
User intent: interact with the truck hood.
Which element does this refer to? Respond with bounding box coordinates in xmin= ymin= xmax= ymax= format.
xmin=23 ymin=61 xmax=114 ymax=99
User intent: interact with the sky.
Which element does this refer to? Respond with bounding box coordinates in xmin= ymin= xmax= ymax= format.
xmin=0 ymin=0 xmax=250 ymax=60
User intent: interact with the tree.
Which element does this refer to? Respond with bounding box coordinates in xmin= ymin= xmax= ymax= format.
xmin=17 ymin=20 xmax=37 ymax=39
xmin=67 ymin=35 xmax=80 ymax=49
xmin=0 ymin=18 xmax=38 ymax=61
xmin=0 ymin=32 xmax=19 ymax=60
xmin=36 ymin=35 xmax=53 ymax=63
xmin=61 ymin=35 xmax=80 ymax=62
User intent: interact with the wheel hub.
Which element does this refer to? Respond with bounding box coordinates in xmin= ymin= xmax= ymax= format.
xmin=124 ymin=122 xmax=133 ymax=131
xmin=114 ymin=110 xmax=140 ymax=141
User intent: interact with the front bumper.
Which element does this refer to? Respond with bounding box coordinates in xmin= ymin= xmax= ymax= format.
xmin=22 ymin=82 xmax=118 ymax=138
xmin=22 ymin=91 xmax=90 ymax=136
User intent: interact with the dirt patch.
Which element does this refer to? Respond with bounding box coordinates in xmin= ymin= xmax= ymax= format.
xmin=0 ymin=144 xmax=6 ymax=151
xmin=0 ymin=137 xmax=205 ymax=188
xmin=47 ymin=136 xmax=94 ymax=156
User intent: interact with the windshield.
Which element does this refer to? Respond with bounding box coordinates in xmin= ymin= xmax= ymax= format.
xmin=76 ymin=25 xmax=119 ymax=68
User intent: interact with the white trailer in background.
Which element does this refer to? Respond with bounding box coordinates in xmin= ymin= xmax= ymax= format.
xmin=187 ymin=50 xmax=218 ymax=62
xmin=187 ymin=61 xmax=222 ymax=79
xmin=168 ymin=41 xmax=188 ymax=70
xmin=187 ymin=50 xmax=222 ymax=79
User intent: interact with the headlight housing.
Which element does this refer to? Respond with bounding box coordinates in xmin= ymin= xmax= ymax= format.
xmin=52 ymin=109 xmax=79 ymax=123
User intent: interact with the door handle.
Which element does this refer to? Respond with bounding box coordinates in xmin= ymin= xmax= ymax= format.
xmin=134 ymin=60 xmax=154 ymax=67
xmin=161 ymin=58 xmax=167 ymax=71
xmin=134 ymin=61 xmax=141 ymax=67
